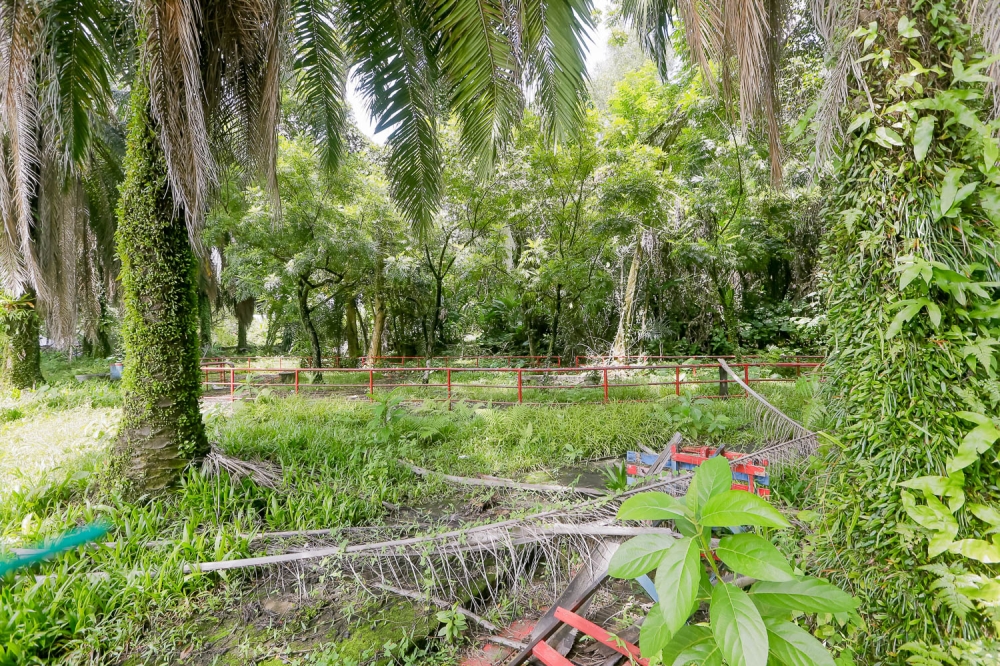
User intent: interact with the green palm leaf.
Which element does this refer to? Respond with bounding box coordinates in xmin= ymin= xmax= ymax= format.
xmin=432 ymin=0 xmax=522 ymax=174
xmin=38 ymin=0 xmax=114 ymax=163
xmin=343 ymin=0 xmax=441 ymax=233
xmin=290 ymin=0 xmax=348 ymax=173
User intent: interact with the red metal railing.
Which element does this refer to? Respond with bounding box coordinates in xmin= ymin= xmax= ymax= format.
xmin=200 ymin=354 xmax=561 ymax=369
xmin=573 ymin=354 xmax=825 ymax=367
xmin=200 ymin=359 xmax=823 ymax=405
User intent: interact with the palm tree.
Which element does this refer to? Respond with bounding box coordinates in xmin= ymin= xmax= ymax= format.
xmin=619 ymin=0 xmax=1000 ymax=652
xmin=4 ymin=0 xmax=598 ymax=491
xmin=0 ymin=0 xmax=124 ymax=388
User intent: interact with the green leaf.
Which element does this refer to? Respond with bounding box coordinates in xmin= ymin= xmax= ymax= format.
xmin=940 ymin=167 xmax=965 ymax=215
xmin=711 ymin=583 xmax=768 ymax=666
xmin=900 ymin=491 xmax=958 ymax=556
xmin=912 ymin=116 xmax=935 ymax=162
xmin=926 ymin=302 xmax=942 ymax=327
xmin=897 ymin=472 xmax=965 ymax=511
xmin=685 ymin=455 xmax=733 ymax=516
xmin=981 ymin=188 xmax=1000 ymax=224
xmin=673 ymin=639 xmax=723 ymax=666
xmin=654 ymin=537 xmax=702 ymax=641
xmin=608 ymin=534 xmax=676 ymax=579
xmin=660 ymin=625 xmax=713 ymax=665
xmin=618 ymin=492 xmax=690 ymax=522
xmin=955 ymin=411 xmax=991 ymax=426
xmin=716 ymin=534 xmax=795 ymax=582
xmin=639 ymin=603 xmax=674 ymax=658
xmin=749 ymin=577 xmax=860 ymax=613
xmin=969 ymin=503 xmax=1000 ymax=530
xmin=700 ymin=491 xmax=791 ymax=528
xmin=886 ymin=302 xmax=923 ymax=339
xmin=875 ymin=126 xmax=904 ymax=147
xmin=846 ymin=112 xmax=873 ymax=135
xmin=947 ymin=422 xmax=1000 ymax=473
xmin=949 ymin=538 xmax=1000 ymax=563
xmin=897 ymin=16 xmax=920 ymax=39
xmin=765 ymin=620 xmax=837 ymax=666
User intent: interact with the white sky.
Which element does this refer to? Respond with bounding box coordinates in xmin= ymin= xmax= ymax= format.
xmin=346 ymin=0 xmax=612 ymax=144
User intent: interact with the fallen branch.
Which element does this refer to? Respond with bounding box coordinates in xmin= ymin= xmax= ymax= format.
xmin=372 ymin=583 xmax=498 ymax=632
xmin=400 ymin=461 xmax=606 ymax=496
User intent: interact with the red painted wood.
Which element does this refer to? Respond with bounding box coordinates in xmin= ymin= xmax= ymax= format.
xmin=532 ymin=640 xmax=575 ymax=666
xmin=552 ymin=607 xmax=649 ymax=665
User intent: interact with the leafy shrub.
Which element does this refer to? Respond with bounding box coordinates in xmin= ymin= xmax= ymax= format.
xmin=609 ymin=456 xmax=858 ymax=663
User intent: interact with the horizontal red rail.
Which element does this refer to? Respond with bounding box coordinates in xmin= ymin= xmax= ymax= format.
xmin=200 ymin=359 xmax=823 ymax=404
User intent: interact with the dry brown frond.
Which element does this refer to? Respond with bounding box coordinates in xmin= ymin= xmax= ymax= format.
xmin=202 ymin=443 xmax=284 ymax=489
xmin=967 ymin=0 xmax=1000 ymax=118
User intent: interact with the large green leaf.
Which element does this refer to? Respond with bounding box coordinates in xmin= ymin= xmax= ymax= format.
xmin=912 ymin=115 xmax=935 ymax=162
xmin=711 ymin=583 xmax=768 ymax=666
xmin=699 ymin=491 xmax=791 ymax=528
xmin=947 ymin=422 xmax=1000 ymax=473
xmin=618 ymin=492 xmax=690 ymax=521
xmin=765 ymin=619 xmax=837 ymax=666
xmin=660 ymin=626 xmax=713 ymax=665
xmin=654 ymin=536 xmax=702 ymax=640
xmin=949 ymin=538 xmax=1000 ymax=563
xmin=608 ymin=534 xmax=676 ymax=579
xmin=900 ymin=490 xmax=958 ymax=557
xmin=639 ymin=603 xmax=672 ymax=658
xmin=716 ymin=534 xmax=795 ymax=582
xmin=749 ymin=577 xmax=859 ymax=613
xmin=685 ymin=455 xmax=733 ymax=516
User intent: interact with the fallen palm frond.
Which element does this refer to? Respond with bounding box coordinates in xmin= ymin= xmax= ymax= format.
xmin=399 ymin=460 xmax=607 ymax=496
xmin=372 ymin=582 xmax=498 ymax=632
xmin=201 ymin=444 xmax=283 ymax=489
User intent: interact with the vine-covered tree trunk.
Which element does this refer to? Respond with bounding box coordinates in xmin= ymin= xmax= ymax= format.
xmin=0 ymin=294 xmax=44 ymax=390
xmin=817 ymin=2 xmax=1000 ymax=654
xmin=235 ymin=297 xmax=254 ymax=351
xmin=107 ymin=79 xmax=208 ymax=493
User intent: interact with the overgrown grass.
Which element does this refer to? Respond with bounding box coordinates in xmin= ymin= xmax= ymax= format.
xmin=0 ymin=353 xmax=827 ymax=665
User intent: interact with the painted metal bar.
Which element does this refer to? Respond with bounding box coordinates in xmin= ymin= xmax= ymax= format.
xmin=552 ymin=607 xmax=648 ymax=665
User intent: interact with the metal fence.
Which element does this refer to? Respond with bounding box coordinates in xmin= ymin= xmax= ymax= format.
xmin=200 ymin=358 xmax=824 ymax=405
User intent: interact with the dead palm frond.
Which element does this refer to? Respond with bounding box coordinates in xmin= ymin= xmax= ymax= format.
xmin=618 ymin=0 xmax=785 ymax=187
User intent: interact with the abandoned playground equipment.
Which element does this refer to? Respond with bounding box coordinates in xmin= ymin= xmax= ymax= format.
xmin=30 ymin=360 xmax=816 ymax=664
xmin=198 ymin=356 xmax=824 ymax=404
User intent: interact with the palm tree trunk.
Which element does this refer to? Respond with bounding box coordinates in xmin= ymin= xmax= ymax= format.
xmin=610 ymin=240 xmax=642 ymax=361
xmin=0 ymin=292 xmax=44 ymax=390
xmin=107 ymin=79 xmax=207 ymax=493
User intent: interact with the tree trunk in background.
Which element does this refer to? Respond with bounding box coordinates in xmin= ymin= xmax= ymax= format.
xmin=107 ymin=79 xmax=207 ymax=494
xmin=367 ymin=258 xmax=386 ymax=365
xmin=345 ymin=297 xmax=360 ymax=358
xmin=198 ymin=290 xmax=212 ymax=351
xmin=296 ymin=278 xmax=323 ymax=376
xmin=0 ymin=293 xmax=44 ymax=390
xmin=610 ymin=240 xmax=642 ymax=361
xmin=547 ymin=284 xmax=562 ymax=363
xmin=235 ymin=297 xmax=254 ymax=351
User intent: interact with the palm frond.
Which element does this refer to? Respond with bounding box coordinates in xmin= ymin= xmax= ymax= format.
xmin=0 ymin=0 xmax=41 ymax=295
xmin=967 ymin=0 xmax=1000 ymax=117
xmin=433 ymin=0 xmax=522 ymax=174
xmin=138 ymin=0 xmax=213 ymax=248
xmin=809 ymin=0 xmax=861 ymax=170
xmin=36 ymin=0 xmax=114 ymax=166
xmin=520 ymin=0 xmax=592 ymax=142
xmin=290 ymin=0 xmax=348 ymax=173
xmin=343 ymin=0 xmax=441 ymax=234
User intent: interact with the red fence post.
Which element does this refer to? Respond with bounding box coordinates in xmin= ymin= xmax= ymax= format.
xmin=744 ymin=363 xmax=750 ymax=388
xmin=675 ymin=366 xmax=680 ymax=396
xmin=447 ymin=368 xmax=452 ymax=410
xmin=230 ymin=368 xmax=235 ymax=402
xmin=603 ymin=369 xmax=609 ymax=403
xmin=517 ymin=369 xmax=523 ymax=404
xmin=369 ymin=369 xmax=374 ymax=401
xmin=295 ymin=369 xmax=299 ymax=395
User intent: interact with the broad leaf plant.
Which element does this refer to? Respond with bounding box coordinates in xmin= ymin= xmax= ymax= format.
xmin=610 ymin=456 xmax=858 ymax=665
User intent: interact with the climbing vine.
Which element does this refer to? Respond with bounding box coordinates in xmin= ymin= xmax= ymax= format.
xmin=815 ymin=1 xmax=1000 ymax=656
xmin=105 ymin=74 xmax=208 ymax=494
xmin=0 ymin=292 xmax=44 ymax=390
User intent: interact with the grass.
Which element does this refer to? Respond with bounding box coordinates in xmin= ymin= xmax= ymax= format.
xmin=0 ymin=352 xmax=827 ymax=665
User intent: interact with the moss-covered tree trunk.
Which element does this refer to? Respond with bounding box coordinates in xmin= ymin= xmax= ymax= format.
xmin=198 ymin=290 xmax=212 ymax=351
xmin=0 ymin=293 xmax=44 ymax=390
xmin=107 ymin=79 xmax=208 ymax=493
xmin=816 ymin=2 xmax=1000 ymax=655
